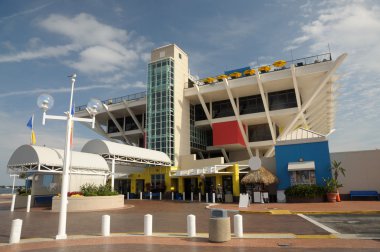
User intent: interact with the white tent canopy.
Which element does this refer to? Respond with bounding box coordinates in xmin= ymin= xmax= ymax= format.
xmin=81 ymin=139 xmax=171 ymax=166
xmin=7 ymin=145 xmax=109 ymax=175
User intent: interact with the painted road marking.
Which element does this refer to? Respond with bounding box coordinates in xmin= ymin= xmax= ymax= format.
xmin=297 ymin=214 xmax=339 ymax=234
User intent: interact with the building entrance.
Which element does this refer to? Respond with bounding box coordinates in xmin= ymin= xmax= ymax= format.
xmin=222 ymin=176 xmax=233 ymax=195
xmin=184 ymin=178 xmax=198 ymax=199
xmin=136 ymin=179 xmax=145 ymax=194
xmin=205 ymin=176 xmax=216 ymax=199
xmin=115 ymin=179 xmax=131 ymax=195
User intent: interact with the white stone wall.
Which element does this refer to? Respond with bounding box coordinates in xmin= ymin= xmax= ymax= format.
xmin=330 ymin=149 xmax=380 ymax=194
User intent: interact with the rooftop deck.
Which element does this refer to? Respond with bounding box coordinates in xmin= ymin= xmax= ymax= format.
xmin=75 ymin=91 xmax=146 ymax=112
xmin=193 ymin=53 xmax=332 ymax=87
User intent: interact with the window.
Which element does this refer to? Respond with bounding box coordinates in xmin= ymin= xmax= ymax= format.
xmin=268 ymin=89 xmax=297 ymax=110
xmin=151 ymin=174 xmax=165 ymax=191
xmin=179 ymin=53 xmax=182 ymax=59
xmin=107 ymin=118 xmax=124 ymax=133
xmin=125 ymin=115 xmax=142 ymax=131
xmin=194 ymin=104 xmax=208 ymax=121
xmin=290 ymin=170 xmax=316 ymax=186
xmin=239 ymin=94 xmax=264 ymax=115
xmin=212 ymin=99 xmax=234 ymax=118
xmin=248 ymin=124 xmax=273 ymax=142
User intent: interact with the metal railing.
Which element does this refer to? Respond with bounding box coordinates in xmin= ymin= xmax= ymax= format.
xmin=190 ymin=52 xmax=332 ymax=87
xmin=75 ymin=91 xmax=147 ymax=112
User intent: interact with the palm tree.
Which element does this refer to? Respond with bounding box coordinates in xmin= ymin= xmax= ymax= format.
xmin=330 ymin=160 xmax=346 ymax=202
xmin=331 ymin=160 xmax=346 ymax=181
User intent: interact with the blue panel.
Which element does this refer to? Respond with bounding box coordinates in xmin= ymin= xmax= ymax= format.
xmin=275 ymin=141 xmax=332 ymax=190
xmin=224 ymin=67 xmax=250 ymax=76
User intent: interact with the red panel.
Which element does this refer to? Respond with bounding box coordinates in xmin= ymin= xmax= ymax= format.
xmin=212 ymin=121 xmax=246 ymax=146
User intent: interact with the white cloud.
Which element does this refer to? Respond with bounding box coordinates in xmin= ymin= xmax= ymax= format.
xmin=38 ymin=13 xmax=128 ymax=48
xmin=0 ymin=81 xmax=146 ymax=98
xmin=0 ymin=44 xmax=78 ymax=63
xmin=0 ymin=13 xmax=152 ymax=78
xmin=69 ymin=46 xmax=138 ymax=74
xmin=288 ymin=0 xmax=380 ymax=151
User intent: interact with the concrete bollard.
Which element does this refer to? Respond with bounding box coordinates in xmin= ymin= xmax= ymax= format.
xmin=191 ymin=192 xmax=194 ymax=202
xmin=26 ymin=195 xmax=31 ymax=213
xmin=199 ymin=192 xmax=201 ymax=202
xmin=206 ymin=193 xmax=209 ymax=203
xmin=140 ymin=192 xmax=142 ymax=200
xmin=234 ymin=214 xmax=243 ymax=238
xmin=212 ymin=193 xmax=216 ymax=203
xmin=150 ymin=192 xmax=152 ymax=200
xmin=9 ymin=219 xmax=23 ymax=244
xmin=144 ymin=214 xmax=152 ymax=236
xmin=102 ymin=215 xmax=110 ymax=236
xmin=172 ymin=192 xmax=174 ymax=201
xmin=127 ymin=192 xmax=129 ymax=200
xmin=187 ymin=214 xmax=196 ymax=237
xmin=183 ymin=192 xmax=186 ymax=201
xmin=10 ymin=194 xmax=16 ymax=212
xmin=160 ymin=192 xmax=162 ymax=200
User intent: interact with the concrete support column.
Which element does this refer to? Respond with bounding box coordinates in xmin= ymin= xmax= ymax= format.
xmin=111 ymin=159 xmax=115 ymax=192
xmin=232 ymin=164 xmax=240 ymax=197
xmin=178 ymin=178 xmax=184 ymax=194
xmin=131 ymin=178 xmax=136 ymax=193
xmin=215 ymin=175 xmax=222 ymax=187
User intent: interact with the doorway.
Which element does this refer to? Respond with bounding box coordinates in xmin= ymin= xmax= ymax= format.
xmin=115 ymin=179 xmax=131 ymax=195
xmin=222 ymin=176 xmax=233 ymax=195
xmin=136 ymin=179 xmax=145 ymax=194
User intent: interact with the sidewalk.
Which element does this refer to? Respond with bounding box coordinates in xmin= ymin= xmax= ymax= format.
xmin=209 ymin=201 xmax=380 ymax=214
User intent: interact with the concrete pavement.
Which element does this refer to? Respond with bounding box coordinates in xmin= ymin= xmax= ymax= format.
xmin=0 ymin=197 xmax=380 ymax=251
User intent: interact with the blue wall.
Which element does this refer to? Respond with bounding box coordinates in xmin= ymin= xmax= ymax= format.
xmin=275 ymin=141 xmax=332 ymax=190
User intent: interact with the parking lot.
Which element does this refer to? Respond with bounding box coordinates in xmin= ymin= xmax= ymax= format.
xmin=307 ymin=214 xmax=380 ymax=238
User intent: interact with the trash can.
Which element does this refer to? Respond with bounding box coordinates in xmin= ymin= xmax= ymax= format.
xmin=209 ymin=209 xmax=231 ymax=242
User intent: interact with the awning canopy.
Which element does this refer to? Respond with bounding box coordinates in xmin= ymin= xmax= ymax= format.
xmin=288 ymin=161 xmax=315 ymax=171
xmin=7 ymin=145 xmax=109 ymax=175
xmin=172 ymin=164 xmax=249 ymax=177
xmin=81 ymin=139 xmax=171 ymax=166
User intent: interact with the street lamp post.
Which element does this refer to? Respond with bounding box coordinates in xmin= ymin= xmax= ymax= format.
xmin=10 ymin=174 xmax=19 ymax=194
xmin=37 ymin=74 xmax=102 ymax=240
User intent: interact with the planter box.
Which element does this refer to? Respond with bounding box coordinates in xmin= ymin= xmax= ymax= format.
xmin=286 ymin=196 xmax=325 ymax=203
xmin=15 ymin=195 xmax=31 ymax=208
xmin=51 ymin=195 xmax=124 ymax=212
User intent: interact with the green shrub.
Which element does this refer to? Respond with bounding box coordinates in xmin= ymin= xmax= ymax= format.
xmin=80 ymin=183 xmax=118 ymax=196
xmin=17 ymin=188 xmax=31 ymax=195
xmin=285 ymin=184 xmax=326 ymax=199
xmin=97 ymin=184 xmax=118 ymax=196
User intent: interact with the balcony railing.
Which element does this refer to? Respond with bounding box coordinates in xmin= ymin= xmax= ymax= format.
xmin=191 ymin=52 xmax=332 ymax=87
xmin=75 ymin=91 xmax=147 ymax=112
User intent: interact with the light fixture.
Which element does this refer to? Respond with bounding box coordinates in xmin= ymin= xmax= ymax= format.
xmin=36 ymin=74 xmax=101 ymax=240
xmin=86 ymin=98 xmax=103 ymax=116
xmin=37 ymin=93 xmax=54 ymax=111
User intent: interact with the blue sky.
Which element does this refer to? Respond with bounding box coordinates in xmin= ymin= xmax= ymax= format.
xmin=1 ymin=0 xmax=379 ymax=185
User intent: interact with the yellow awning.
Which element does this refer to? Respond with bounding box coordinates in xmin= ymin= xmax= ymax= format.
xmin=243 ymin=69 xmax=255 ymax=76
xmin=217 ymin=74 xmax=228 ymax=81
xmin=203 ymin=77 xmax=215 ymax=84
xmin=259 ymin=65 xmax=271 ymax=72
xmin=273 ymin=60 xmax=287 ymax=68
xmin=229 ymin=72 xmax=242 ymax=79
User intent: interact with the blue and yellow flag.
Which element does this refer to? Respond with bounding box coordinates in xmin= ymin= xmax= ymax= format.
xmin=26 ymin=115 xmax=36 ymax=145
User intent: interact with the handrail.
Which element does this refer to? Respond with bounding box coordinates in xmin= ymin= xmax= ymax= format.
xmin=189 ymin=52 xmax=332 ymax=87
xmin=75 ymin=91 xmax=147 ymax=112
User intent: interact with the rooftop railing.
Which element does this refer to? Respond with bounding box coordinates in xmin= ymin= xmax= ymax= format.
xmin=191 ymin=52 xmax=332 ymax=87
xmin=75 ymin=91 xmax=147 ymax=112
